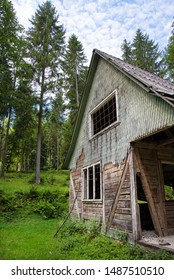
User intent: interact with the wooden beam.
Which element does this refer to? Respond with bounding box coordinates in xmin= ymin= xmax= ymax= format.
xmin=134 ymin=148 xmax=163 ymax=236
xmin=156 ymin=137 xmax=174 ymax=147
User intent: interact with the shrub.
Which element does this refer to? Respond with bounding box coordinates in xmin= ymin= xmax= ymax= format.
xmin=25 ymin=186 xmax=40 ymax=200
xmin=34 ymin=201 xmax=57 ymax=219
xmin=45 ymin=175 xmax=57 ymax=185
xmin=0 ymin=190 xmax=16 ymax=212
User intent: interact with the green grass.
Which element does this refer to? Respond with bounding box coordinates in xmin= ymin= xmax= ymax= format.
xmin=0 ymin=170 xmax=69 ymax=194
xmin=0 ymin=171 xmax=174 ymax=260
xmin=0 ymin=215 xmax=62 ymax=260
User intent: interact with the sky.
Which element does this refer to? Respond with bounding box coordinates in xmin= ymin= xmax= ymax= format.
xmin=11 ymin=0 xmax=174 ymax=64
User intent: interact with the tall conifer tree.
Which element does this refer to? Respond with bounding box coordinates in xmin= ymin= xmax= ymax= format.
xmin=61 ymin=34 xmax=88 ymax=162
xmin=0 ymin=0 xmax=23 ymax=176
xmin=121 ymin=29 xmax=166 ymax=76
xmin=27 ymin=1 xmax=65 ymax=183
xmin=63 ymin=34 xmax=88 ymax=123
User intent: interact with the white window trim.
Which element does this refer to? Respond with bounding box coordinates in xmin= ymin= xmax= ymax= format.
xmin=89 ymin=89 xmax=119 ymax=139
xmin=82 ymin=161 xmax=102 ymax=202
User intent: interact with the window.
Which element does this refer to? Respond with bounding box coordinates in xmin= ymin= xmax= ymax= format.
xmin=83 ymin=163 xmax=101 ymax=200
xmin=90 ymin=91 xmax=117 ymax=137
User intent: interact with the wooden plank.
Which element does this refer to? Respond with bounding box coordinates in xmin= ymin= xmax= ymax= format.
xmin=70 ymin=174 xmax=80 ymax=219
xmin=134 ymin=148 xmax=163 ymax=236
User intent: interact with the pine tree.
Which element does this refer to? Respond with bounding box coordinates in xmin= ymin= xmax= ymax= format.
xmin=121 ymin=39 xmax=133 ymax=64
xmin=61 ymin=34 xmax=88 ymax=161
xmin=0 ymin=0 xmax=23 ymax=176
xmin=121 ymin=29 xmax=166 ymax=76
xmin=165 ymin=20 xmax=174 ymax=80
xmin=26 ymin=1 xmax=65 ymax=183
xmin=63 ymin=34 xmax=88 ymax=123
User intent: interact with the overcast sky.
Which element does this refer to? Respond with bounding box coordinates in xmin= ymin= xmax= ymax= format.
xmin=11 ymin=0 xmax=174 ymax=64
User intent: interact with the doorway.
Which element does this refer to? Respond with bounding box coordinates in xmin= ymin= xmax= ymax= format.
xmin=162 ymin=163 xmax=174 ymax=201
xmin=136 ymin=174 xmax=154 ymax=231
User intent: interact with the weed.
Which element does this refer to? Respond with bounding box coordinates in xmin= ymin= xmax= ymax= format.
xmin=114 ymin=230 xmax=129 ymax=242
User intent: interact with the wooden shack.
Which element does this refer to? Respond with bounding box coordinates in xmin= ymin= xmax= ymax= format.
xmin=64 ymin=49 xmax=174 ymax=242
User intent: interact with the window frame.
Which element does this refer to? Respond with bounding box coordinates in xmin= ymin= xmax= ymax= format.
xmin=89 ymin=89 xmax=119 ymax=139
xmin=83 ymin=162 xmax=102 ymax=201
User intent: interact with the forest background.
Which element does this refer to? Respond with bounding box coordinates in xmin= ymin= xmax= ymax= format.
xmin=0 ymin=0 xmax=174 ymax=183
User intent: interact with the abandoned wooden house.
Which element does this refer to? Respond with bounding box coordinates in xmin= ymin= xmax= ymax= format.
xmin=64 ymin=49 xmax=174 ymax=242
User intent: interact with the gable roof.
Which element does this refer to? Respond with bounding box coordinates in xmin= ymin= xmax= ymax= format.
xmin=63 ymin=49 xmax=174 ymax=168
xmin=96 ymin=49 xmax=174 ymax=107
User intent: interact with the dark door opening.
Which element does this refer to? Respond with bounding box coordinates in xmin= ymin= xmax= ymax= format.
xmin=162 ymin=163 xmax=174 ymax=201
xmin=136 ymin=174 xmax=154 ymax=231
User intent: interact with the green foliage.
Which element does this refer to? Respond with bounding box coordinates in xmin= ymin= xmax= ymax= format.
xmin=0 ymin=190 xmax=16 ymax=213
xmin=34 ymin=200 xmax=56 ymax=219
xmin=28 ymin=175 xmax=45 ymax=185
xmin=112 ymin=229 xmax=129 ymax=242
xmin=59 ymin=218 xmax=101 ymax=237
xmin=0 ymin=171 xmax=69 ymax=221
xmin=164 ymin=185 xmax=174 ymax=200
xmin=165 ymin=20 xmax=174 ymax=80
xmin=121 ymin=29 xmax=166 ymax=76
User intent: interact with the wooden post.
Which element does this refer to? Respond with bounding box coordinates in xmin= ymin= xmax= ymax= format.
xmin=129 ymin=148 xmax=141 ymax=241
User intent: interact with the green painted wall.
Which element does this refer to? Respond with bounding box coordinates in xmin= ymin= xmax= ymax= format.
xmin=69 ymin=58 xmax=174 ymax=169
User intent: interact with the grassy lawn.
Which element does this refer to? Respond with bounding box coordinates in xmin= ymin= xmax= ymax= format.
xmin=0 ymin=215 xmax=62 ymax=260
xmin=0 ymin=171 xmax=174 ymax=260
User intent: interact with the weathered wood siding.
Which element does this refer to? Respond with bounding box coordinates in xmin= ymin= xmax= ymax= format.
xmin=103 ymin=162 xmax=122 ymax=223
xmin=102 ymin=157 xmax=133 ymax=236
xmin=82 ymin=202 xmax=103 ymax=221
xmin=69 ymin=150 xmax=84 ymax=218
xmin=112 ymin=173 xmax=132 ymax=232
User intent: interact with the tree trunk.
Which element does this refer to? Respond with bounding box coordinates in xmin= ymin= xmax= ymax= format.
xmin=1 ymin=107 xmax=12 ymax=177
xmin=56 ymin=132 xmax=59 ymax=171
xmin=0 ymin=115 xmax=5 ymax=162
xmin=75 ymin=65 xmax=79 ymax=107
xmin=35 ymin=69 xmax=45 ymax=184
xmin=20 ymin=139 xmax=25 ymax=172
xmin=35 ymin=110 xmax=42 ymax=183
